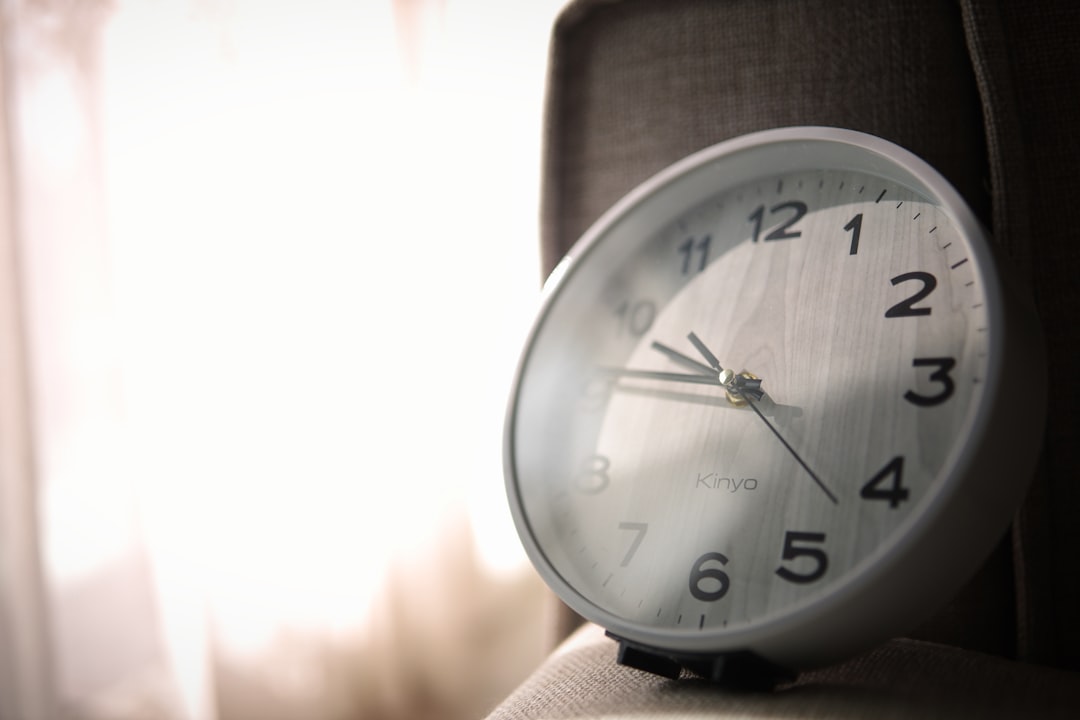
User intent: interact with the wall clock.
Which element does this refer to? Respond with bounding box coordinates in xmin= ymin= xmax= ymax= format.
xmin=504 ymin=127 xmax=1046 ymax=684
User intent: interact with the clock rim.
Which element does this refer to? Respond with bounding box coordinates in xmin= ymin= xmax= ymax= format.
xmin=504 ymin=126 xmax=1045 ymax=667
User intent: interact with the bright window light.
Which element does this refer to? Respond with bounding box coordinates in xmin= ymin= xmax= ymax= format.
xmin=7 ymin=1 xmax=566 ymax=717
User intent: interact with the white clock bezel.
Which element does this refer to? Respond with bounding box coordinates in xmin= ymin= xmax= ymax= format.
xmin=504 ymin=127 xmax=1045 ymax=669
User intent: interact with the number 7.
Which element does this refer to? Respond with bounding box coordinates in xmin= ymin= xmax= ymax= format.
xmin=618 ymin=522 xmax=648 ymax=566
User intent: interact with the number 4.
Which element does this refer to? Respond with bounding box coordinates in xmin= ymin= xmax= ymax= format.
xmin=860 ymin=456 xmax=909 ymax=508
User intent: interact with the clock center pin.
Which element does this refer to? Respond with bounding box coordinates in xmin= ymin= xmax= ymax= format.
xmin=725 ymin=371 xmax=762 ymax=407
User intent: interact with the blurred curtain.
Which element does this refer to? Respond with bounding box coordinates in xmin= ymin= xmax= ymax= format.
xmin=0 ymin=1 xmax=561 ymax=718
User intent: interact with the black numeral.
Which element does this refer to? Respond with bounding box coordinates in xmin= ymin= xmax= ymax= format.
xmin=860 ymin=456 xmax=908 ymax=508
xmin=614 ymin=300 xmax=656 ymax=336
xmin=678 ymin=235 xmax=711 ymax=275
xmin=578 ymin=374 xmax=615 ymax=411
xmin=885 ymin=271 xmax=937 ymax=318
xmin=575 ymin=455 xmax=610 ymax=494
xmin=775 ymin=531 xmax=828 ymax=584
xmin=749 ymin=201 xmax=808 ymax=243
xmin=844 ymin=213 xmax=863 ymax=255
xmin=618 ymin=522 xmax=648 ymax=566
xmin=904 ymin=357 xmax=957 ymax=406
xmin=689 ymin=552 xmax=730 ymax=602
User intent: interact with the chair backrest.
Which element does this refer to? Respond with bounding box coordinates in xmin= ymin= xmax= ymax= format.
xmin=540 ymin=0 xmax=1079 ymax=669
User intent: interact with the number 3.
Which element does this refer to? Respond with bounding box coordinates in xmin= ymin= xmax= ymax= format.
xmin=904 ymin=357 xmax=956 ymax=407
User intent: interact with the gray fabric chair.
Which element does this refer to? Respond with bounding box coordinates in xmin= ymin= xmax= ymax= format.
xmin=487 ymin=0 xmax=1080 ymax=716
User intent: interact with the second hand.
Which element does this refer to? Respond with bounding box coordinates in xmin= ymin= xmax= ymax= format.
xmin=685 ymin=332 xmax=838 ymax=505
xmin=741 ymin=394 xmax=838 ymax=504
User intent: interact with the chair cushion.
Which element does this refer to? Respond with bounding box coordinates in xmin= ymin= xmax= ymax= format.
xmin=485 ymin=623 xmax=1080 ymax=719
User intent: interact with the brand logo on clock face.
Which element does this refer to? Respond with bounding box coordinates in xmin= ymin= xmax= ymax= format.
xmin=695 ymin=473 xmax=759 ymax=492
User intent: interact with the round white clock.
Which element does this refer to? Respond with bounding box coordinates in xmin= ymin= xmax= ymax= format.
xmin=504 ymin=127 xmax=1045 ymax=683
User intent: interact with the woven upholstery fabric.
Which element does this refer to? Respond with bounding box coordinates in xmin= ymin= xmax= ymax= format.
xmin=540 ymin=0 xmax=990 ymax=273
xmin=485 ymin=623 xmax=1080 ymax=719
xmin=537 ymin=0 xmax=1080 ymax=669
xmin=975 ymin=0 xmax=1080 ymax=668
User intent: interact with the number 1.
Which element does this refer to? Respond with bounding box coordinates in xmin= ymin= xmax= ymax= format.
xmin=844 ymin=213 xmax=863 ymax=255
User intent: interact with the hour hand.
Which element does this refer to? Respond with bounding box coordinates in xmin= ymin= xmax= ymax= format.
xmin=686 ymin=332 xmax=723 ymax=373
xmin=650 ymin=340 xmax=716 ymax=376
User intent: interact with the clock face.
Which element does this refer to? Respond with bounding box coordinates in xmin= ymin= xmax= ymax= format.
xmin=505 ymin=129 xmax=1040 ymax=664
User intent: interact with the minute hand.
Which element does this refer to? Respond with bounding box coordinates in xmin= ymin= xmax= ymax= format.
xmin=595 ymin=368 xmax=724 ymax=386
xmin=686 ymin=332 xmax=839 ymax=505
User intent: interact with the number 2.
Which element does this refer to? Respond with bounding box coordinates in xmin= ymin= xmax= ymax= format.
xmin=885 ymin=271 xmax=937 ymax=318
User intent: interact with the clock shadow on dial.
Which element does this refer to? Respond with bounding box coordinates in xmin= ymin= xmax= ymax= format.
xmin=587 ymin=378 xmax=784 ymax=627
xmin=575 ymin=201 xmax=985 ymax=632
xmin=510 ymin=168 xmax=991 ymax=641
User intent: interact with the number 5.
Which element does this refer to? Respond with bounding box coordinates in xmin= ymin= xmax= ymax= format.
xmin=775 ymin=531 xmax=828 ymax=584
